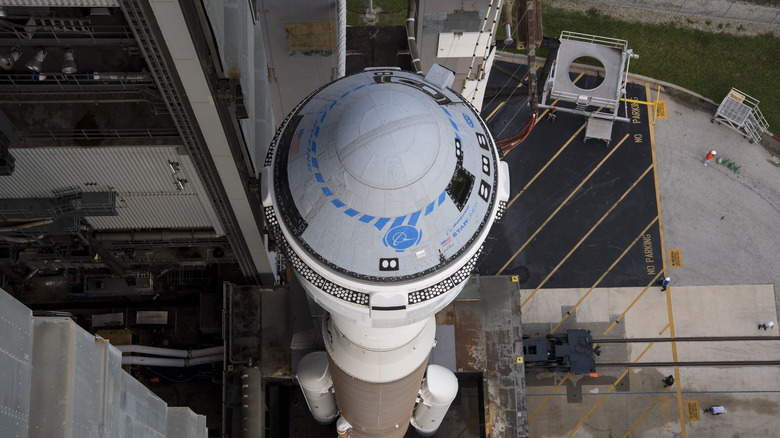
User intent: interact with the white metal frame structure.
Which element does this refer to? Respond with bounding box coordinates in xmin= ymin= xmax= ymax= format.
xmin=540 ymin=31 xmax=638 ymax=145
xmin=712 ymin=88 xmax=769 ymax=144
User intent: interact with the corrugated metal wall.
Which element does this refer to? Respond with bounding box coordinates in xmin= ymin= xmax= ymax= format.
xmin=1 ymin=0 xmax=120 ymax=6
xmin=0 ymin=287 xmax=208 ymax=438
xmin=0 ymin=147 xmax=225 ymax=233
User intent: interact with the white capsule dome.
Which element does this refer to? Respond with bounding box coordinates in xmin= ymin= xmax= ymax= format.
xmin=261 ymin=66 xmax=509 ymax=326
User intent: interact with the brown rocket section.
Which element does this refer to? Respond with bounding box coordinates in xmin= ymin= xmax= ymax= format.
xmin=328 ymin=354 xmax=429 ymax=438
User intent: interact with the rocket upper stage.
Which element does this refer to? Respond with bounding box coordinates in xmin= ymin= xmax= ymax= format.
xmin=262 ymin=66 xmax=509 ymax=326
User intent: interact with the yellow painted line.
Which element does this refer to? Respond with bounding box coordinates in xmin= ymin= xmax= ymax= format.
xmin=646 ymin=83 xmax=686 ymax=438
xmin=528 ymin=372 xmax=571 ymax=420
xmin=550 ymin=216 xmax=659 ymax=334
xmin=633 ymin=324 xmax=668 ymax=364
xmin=603 ymin=271 xmax=663 ymax=335
xmin=484 ymin=101 xmax=505 ymax=122
xmin=545 ymin=162 xmax=655 ymax=331
xmin=653 ymin=85 xmax=661 ymax=125
xmin=517 ymin=134 xmax=631 ymax=304
xmin=633 ymin=339 xmax=656 ymax=363
xmin=455 ymin=412 xmax=479 ymax=438
xmin=506 ymin=123 xmax=586 ymax=209
xmin=489 ymin=71 xmax=529 ymax=139
xmin=501 ymin=72 xmax=585 ymax=158
xmin=537 ymin=72 xmax=585 ymax=121
xmin=569 ymin=308 xmax=669 ymax=438
xmin=501 ymin=133 xmax=629 ymax=280
xmin=670 ymin=248 xmax=682 ymax=268
xmin=621 ymin=97 xmax=656 ymax=106
xmin=571 ymin=72 xmax=586 ymax=86
xmin=567 ymin=368 xmax=631 ymax=438
xmin=622 ymin=386 xmax=674 ymax=438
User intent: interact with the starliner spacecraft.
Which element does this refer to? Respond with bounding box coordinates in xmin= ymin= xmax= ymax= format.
xmin=260 ymin=65 xmax=509 ymax=437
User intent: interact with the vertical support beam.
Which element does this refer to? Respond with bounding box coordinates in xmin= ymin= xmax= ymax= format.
xmin=519 ymin=0 xmax=541 ymax=116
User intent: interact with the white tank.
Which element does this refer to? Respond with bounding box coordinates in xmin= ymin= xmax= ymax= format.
xmin=410 ymin=364 xmax=459 ymax=437
xmin=295 ymin=351 xmax=338 ymax=424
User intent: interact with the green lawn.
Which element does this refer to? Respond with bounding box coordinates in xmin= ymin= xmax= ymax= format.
xmin=346 ymin=0 xmax=408 ymax=26
xmin=537 ymin=5 xmax=780 ymax=133
xmin=345 ymin=1 xmax=780 ymax=133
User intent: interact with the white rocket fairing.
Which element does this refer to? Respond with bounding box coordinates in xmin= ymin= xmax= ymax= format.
xmin=262 ymin=65 xmax=509 ymax=437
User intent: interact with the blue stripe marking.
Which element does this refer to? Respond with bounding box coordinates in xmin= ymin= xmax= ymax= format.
xmin=314 ymin=173 xmax=324 ymax=183
xmin=344 ymin=208 xmax=359 ymax=217
xmin=321 ymin=187 xmax=333 ymax=196
xmin=374 ymin=217 xmax=390 ymax=230
xmin=311 ymin=157 xmax=319 ymax=169
xmin=314 ymin=126 xmax=320 ymax=138
xmin=441 ymin=106 xmax=451 ymax=116
xmin=320 ymin=112 xmax=327 ymax=123
xmin=331 ymin=199 xmax=346 ymax=208
xmin=425 ymin=201 xmax=435 ymax=216
xmin=450 ymin=119 xmax=459 ymax=132
xmin=359 ymin=214 xmax=375 ymax=223
xmin=391 ymin=216 xmax=406 ymax=228
xmin=311 ymin=142 xmax=317 ymax=153
xmin=341 ymin=91 xmax=350 ymax=99
xmin=438 ymin=191 xmax=446 ymax=206
xmin=354 ymin=84 xmax=365 ymax=91
xmin=408 ymin=210 xmax=421 ymax=226
xmin=330 ymin=101 xmax=337 ymax=109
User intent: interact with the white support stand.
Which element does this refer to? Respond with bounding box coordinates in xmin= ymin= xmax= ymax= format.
xmin=712 ymin=88 xmax=768 ymax=144
xmin=539 ymin=31 xmax=639 ymax=146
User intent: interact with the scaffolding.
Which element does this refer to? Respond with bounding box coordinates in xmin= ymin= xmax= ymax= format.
xmin=712 ymin=88 xmax=768 ymax=144
xmin=540 ymin=31 xmax=639 ymax=146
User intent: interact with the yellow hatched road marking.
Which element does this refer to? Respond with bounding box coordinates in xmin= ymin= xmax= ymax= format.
xmin=502 ymin=72 xmax=585 ymax=158
xmin=569 ymin=323 xmax=671 ymax=437
xmin=506 ymin=124 xmax=586 ymax=209
xmin=622 ymin=386 xmax=675 ymax=438
xmin=455 ymin=412 xmax=479 ymax=438
xmin=567 ymin=369 xmax=631 ymax=438
xmin=547 ymin=165 xmax=656 ymax=333
xmin=550 ymin=216 xmax=659 ymax=334
xmin=603 ymin=272 xmax=663 ymax=336
xmin=484 ymin=101 xmax=505 ymax=122
xmin=502 ymin=133 xmax=630 ymax=282
xmin=528 ymin=372 xmax=571 ymax=420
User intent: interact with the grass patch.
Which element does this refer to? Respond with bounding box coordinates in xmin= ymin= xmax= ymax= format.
xmin=346 ymin=0 xmax=408 ymax=26
xmin=540 ymin=4 xmax=780 ymax=132
xmin=744 ymin=0 xmax=780 ymax=6
xmin=342 ymin=1 xmax=779 ymax=133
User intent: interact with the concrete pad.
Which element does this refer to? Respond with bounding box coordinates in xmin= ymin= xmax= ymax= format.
xmin=669 ymin=285 xmax=777 ymax=337
xmin=521 ymin=282 xmax=780 ymax=437
xmin=653 ymin=93 xmax=780 ymax=310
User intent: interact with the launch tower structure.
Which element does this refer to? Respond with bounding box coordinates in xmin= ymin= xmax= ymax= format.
xmin=261 ymin=65 xmax=509 ymax=437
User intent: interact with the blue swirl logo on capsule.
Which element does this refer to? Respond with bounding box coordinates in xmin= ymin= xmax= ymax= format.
xmin=383 ymin=225 xmax=422 ymax=252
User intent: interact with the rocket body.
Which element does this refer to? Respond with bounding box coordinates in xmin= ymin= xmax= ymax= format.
xmin=262 ymin=65 xmax=509 ymax=436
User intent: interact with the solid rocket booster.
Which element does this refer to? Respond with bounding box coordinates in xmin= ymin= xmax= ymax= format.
xmin=261 ymin=65 xmax=509 ymax=437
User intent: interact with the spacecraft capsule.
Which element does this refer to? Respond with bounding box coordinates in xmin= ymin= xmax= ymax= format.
xmin=261 ymin=65 xmax=510 ymax=328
